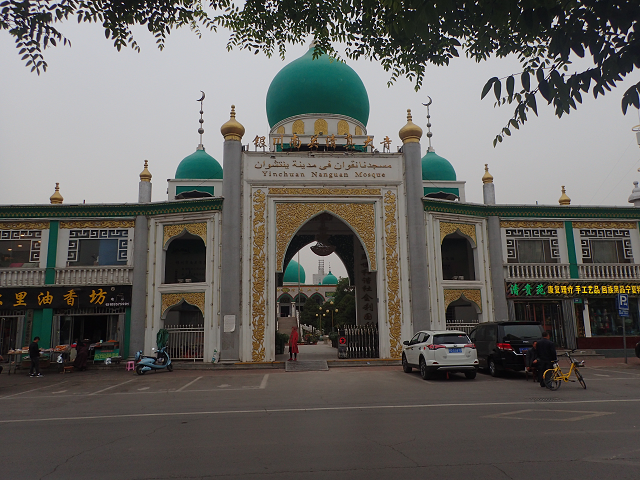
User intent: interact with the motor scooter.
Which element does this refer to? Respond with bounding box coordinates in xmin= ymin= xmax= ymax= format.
xmin=134 ymin=346 xmax=173 ymax=375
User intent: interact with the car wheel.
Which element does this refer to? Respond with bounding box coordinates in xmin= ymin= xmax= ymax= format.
xmin=419 ymin=357 xmax=429 ymax=380
xmin=465 ymin=370 xmax=477 ymax=380
xmin=402 ymin=354 xmax=412 ymax=373
xmin=489 ymin=359 xmax=498 ymax=377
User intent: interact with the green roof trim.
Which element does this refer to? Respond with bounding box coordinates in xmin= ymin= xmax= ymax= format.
xmin=0 ymin=198 xmax=223 ymax=219
xmin=424 ymin=187 xmax=459 ymax=197
xmin=176 ymin=186 xmax=214 ymax=196
xmin=423 ymin=198 xmax=640 ymax=219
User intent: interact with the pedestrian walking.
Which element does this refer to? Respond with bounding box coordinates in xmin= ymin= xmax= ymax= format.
xmin=288 ymin=326 xmax=299 ymax=361
xmin=29 ymin=336 xmax=43 ymax=377
xmin=535 ymin=331 xmax=557 ymax=387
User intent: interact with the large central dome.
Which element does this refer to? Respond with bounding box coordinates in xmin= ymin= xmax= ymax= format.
xmin=266 ymin=48 xmax=370 ymax=128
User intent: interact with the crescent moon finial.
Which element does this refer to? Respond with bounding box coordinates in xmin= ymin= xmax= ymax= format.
xmin=197 ymin=91 xmax=205 ymax=102
xmin=422 ymin=96 xmax=432 ymax=107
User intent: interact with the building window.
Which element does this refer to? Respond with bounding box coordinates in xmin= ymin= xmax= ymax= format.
xmin=0 ymin=230 xmax=41 ymax=267
xmin=164 ymin=233 xmax=206 ymax=284
xmin=506 ymin=229 xmax=559 ymax=263
xmin=67 ymin=229 xmax=128 ymax=266
xmin=588 ymin=298 xmax=640 ymax=336
xmin=441 ymin=234 xmax=475 ymax=280
xmin=581 ymin=229 xmax=632 ymax=264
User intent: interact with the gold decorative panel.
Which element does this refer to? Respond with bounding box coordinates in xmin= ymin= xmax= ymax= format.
xmin=500 ymin=221 xmax=563 ymax=229
xmin=0 ymin=222 xmax=49 ymax=230
xmin=384 ymin=191 xmax=402 ymax=359
xmin=163 ymin=222 xmax=207 ymax=247
xmin=277 ymin=126 xmax=285 ymax=134
xmin=292 ymin=120 xmax=305 ymax=135
xmin=161 ymin=292 xmax=205 ymax=316
xmin=443 ymin=289 xmax=482 ymax=312
xmin=355 ymin=126 xmax=363 ymax=136
xmin=61 ymin=220 xmax=134 ymax=229
xmin=275 ymin=202 xmax=377 ymax=271
xmin=314 ymin=119 xmax=328 ymax=135
xmin=440 ymin=222 xmax=477 ymax=245
xmin=251 ymin=190 xmax=267 ymax=362
xmin=573 ymin=222 xmax=636 ymax=230
xmin=337 ymin=120 xmax=349 ymax=135
xmin=268 ymin=188 xmax=381 ymax=196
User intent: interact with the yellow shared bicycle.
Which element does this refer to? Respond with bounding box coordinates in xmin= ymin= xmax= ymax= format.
xmin=543 ymin=349 xmax=587 ymax=390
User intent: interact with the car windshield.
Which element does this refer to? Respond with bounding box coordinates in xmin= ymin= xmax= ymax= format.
xmin=502 ymin=325 xmax=543 ymax=341
xmin=433 ymin=334 xmax=470 ymax=344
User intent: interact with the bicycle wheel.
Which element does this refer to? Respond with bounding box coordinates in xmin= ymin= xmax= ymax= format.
xmin=575 ymin=370 xmax=586 ymax=389
xmin=544 ymin=368 xmax=561 ymax=390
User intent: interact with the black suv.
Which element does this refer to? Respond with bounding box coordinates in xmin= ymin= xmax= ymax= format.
xmin=469 ymin=322 xmax=544 ymax=376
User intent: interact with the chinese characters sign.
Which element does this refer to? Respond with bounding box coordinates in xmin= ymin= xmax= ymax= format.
xmin=506 ymin=282 xmax=640 ymax=298
xmin=0 ymin=286 xmax=131 ymax=309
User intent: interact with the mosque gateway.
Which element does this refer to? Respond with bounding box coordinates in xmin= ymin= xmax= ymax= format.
xmin=3 ymin=45 xmax=640 ymax=365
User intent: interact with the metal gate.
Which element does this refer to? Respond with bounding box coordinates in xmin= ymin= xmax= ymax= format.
xmin=165 ymin=325 xmax=204 ymax=361
xmin=339 ymin=325 xmax=379 ymax=358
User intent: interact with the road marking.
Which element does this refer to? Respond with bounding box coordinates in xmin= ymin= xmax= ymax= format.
xmin=484 ymin=409 xmax=614 ymax=422
xmin=138 ymin=387 xmax=150 ymax=391
xmin=260 ymin=374 xmax=269 ymax=389
xmin=51 ymin=390 xmax=67 ymax=394
xmin=585 ymin=368 xmax=640 ymax=377
xmin=218 ymin=384 xmax=230 ymax=388
xmin=89 ymin=379 xmax=135 ymax=395
xmin=593 ymin=373 xmax=610 ymax=377
xmin=176 ymin=376 xmax=202 ymax=392
xmin=0 ymin=381 xmax=69 ymax=399
xmin=2 ymin=397 xmax=640 ymax=424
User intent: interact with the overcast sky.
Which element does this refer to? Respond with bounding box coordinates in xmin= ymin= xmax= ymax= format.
xmin=2 ymin=21 xmax=640 ymax=280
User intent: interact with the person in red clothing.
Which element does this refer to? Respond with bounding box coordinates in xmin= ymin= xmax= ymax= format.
xmin=288 ymin=326 xmax=299 ymax=361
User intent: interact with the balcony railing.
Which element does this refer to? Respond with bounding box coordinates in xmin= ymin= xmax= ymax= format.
xmin=55 ymin=266 xmax=133 ymax=285
xmin=578 ymin=263 xmax=640 ymax=280
xmin=0 ymin=268 xmax=46 ymax=286
xmin=504 ymin=263 xmax=571 ymax=280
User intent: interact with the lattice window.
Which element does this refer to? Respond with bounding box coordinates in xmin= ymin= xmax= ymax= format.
xmin=314 ymin=119 xmax=328 ymax=135
xmin=292 ymin=120 xmax=305 ymax=134
xmin=0 ymin=230 xmax=42 ymax=265
xmin=337 ymin=120 xmax=349 ymax=135
xmin=580 ymin=229 xmax=632 ymax=263
xmin=505 ymin=229 xmax=559 ymax=263
xmin=67 ymin=229 xmax=129 ymax=265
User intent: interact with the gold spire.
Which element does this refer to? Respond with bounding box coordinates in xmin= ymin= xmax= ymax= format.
xmin=559 ymin=185 xmax=571 ymax=205
xmin=220 ymin=105 xmax=245 ymax=141
xmin=482 ymin=164 xmax=494 ymax=184
xmin=50 ymin=183 xmax=63 ymax=204
xmin=139 ymin=160 xmax=152 ymax=182
xmin=398 ymin=109 xmax=423 ymax=144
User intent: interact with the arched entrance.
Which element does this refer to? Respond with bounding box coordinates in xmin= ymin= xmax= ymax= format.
xmin=162 ymin=299 xmax=204 ymax=361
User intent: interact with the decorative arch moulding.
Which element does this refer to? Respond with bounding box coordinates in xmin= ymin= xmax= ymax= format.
xmin=0 ymin=221 xmax=50 ymax=230
xmin=440 ymin=222 xmax=477 ymax=245
xmin=275 ymin=202 xmax=377 ymax=272
xmin=383 ymin=190 xmax=402 ymax=359
xmin=163 ymin=222 xmax=207 ymax=247
xmin=500 ymin=221 xmax=563 ymax=229
xmin=251 ymin=189 xmax=267 ymax=362
xmin=443 ymin=289 xmax=482 ymax=312
xmin=61 ymin=220 xmax=135 ymax=229
xmin=161 ymin=292 xmax=205 ymax=317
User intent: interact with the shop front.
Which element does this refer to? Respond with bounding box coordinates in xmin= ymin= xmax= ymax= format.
xmin=507 ymin=281 xmax=640 ymax=351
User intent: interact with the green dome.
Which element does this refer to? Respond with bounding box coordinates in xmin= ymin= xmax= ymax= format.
xmin=421 ymin=150 xmax=456 ymax=181
xmin=283 ymin=259 xmax=306 ymax=284
xmin=321 ymin=271 xmax=338 ymax=285
xmin=175 ymin=148 xmax=223 ymax=180
xmin=266 ymin=49 xmax=370 ymax=128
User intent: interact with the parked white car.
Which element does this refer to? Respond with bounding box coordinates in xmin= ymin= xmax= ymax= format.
xmin=402 ymin=330 xmax=478 ymax=380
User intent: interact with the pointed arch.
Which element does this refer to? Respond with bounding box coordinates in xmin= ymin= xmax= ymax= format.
xmin=292 ymin=120 xmax=305 ymax=134
xmin=337 ymin=120 xmax=349 ymax=135
xmin=314 ymin=119 xmax=328 ymax=135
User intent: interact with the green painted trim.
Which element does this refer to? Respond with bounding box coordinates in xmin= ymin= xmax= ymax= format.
xmin=423 ymin=198 xmax=640 ymax=220
xmin=564 ymin=221 xmax=579 ymax=279
xmin=40 ymin=308 xmax=53 ymax=348
xmin=423 ymin=187 xmax=459 ymax=197
xmin=176 ymin=186 xmax=214 ymax=196
xmin=0 ymin=198 xmax=223 ymax=219
xmin=44 ymin=220 xmax=59 ymax=284
xmin=124 ymin=306 xmax=131 ymax=359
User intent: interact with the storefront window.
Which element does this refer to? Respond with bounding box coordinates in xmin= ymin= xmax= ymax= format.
xmin=588 ymin=298 xmax=640 ymax=336
xmin=513 ymin=301 xmax=567 ymax=347
xmin=0 ymin=231 xmax=41 ymax=268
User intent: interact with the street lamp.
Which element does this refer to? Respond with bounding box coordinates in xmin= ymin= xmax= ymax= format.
xmin=327 ymin=301 xmax=339 ymax=331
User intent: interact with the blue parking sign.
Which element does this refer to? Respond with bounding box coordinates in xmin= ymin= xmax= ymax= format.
xmin=617 ymin=293 xmax=630 ymax=317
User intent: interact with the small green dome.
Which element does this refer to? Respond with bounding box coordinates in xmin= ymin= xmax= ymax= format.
xmin=175 ymin=148 xmax=223 ymax=180
xmin=266 ymin=48 xmax=370 ymax=128
xmin=421 ymin=150 xmax=456 ymax=181
xmin=321 ymin=271 xmax=338 ymax=285
xmin=283 ymin=259 xmax=306 ymax=284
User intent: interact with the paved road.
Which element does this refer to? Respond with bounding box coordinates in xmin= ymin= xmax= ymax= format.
xmin=1 ymin=363 xmax=639 ymax=480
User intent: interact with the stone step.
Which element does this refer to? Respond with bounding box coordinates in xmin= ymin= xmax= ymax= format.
xmin=285 ymin=360 xmax=329 ymax=372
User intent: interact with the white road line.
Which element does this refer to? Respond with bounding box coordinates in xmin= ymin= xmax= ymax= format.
xmin=586 ymin=368 xmax=640 ymax=377
xmin=2 ymin=397 xmax=640 ymax=424
xmin=0 ymin=381 xmax=69 ymax=399
xmin=260 ymin=374 xmax=269 ymax=389
xmin=176 ymin=376 xmax=203 ymax=392
xmin=89 ymin=379 xmax=135 ymax=395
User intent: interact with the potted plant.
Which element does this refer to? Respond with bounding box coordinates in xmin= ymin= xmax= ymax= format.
xmin=275 ymin=332 xmax=289 ymax=355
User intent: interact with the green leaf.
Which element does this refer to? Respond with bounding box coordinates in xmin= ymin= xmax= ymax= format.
xmin=493 ymin=79 xmax=501 ymax=101
xmin=481 ymin=77 xmax=498 ymax=100
xmin=521 ymin=71 xmax=530 ymax=92
xmin=506 ymin=75 xmax=514 ymax=98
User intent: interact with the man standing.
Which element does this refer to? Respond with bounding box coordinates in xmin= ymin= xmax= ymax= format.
xmin=29 ymin=336 xmax=43 ymax=377
xmin=535 ymin=331 xmax=557 ymax=387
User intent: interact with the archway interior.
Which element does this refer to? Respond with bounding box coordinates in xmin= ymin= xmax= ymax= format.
xmin=164 ymin=232 xmax=206 ymax=284
xmin=441 ymin=232 xmax=476 ymax=281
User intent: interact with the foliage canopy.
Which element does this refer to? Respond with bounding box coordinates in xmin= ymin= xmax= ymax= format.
xmin=3 ymin=1 xmax=639 ymax=143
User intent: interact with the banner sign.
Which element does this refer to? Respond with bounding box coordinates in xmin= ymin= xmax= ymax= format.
xmin=0 ymin=285 xmax=131 ymax=310
xmin=506 ymin=282 xmax=640 ymax=299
